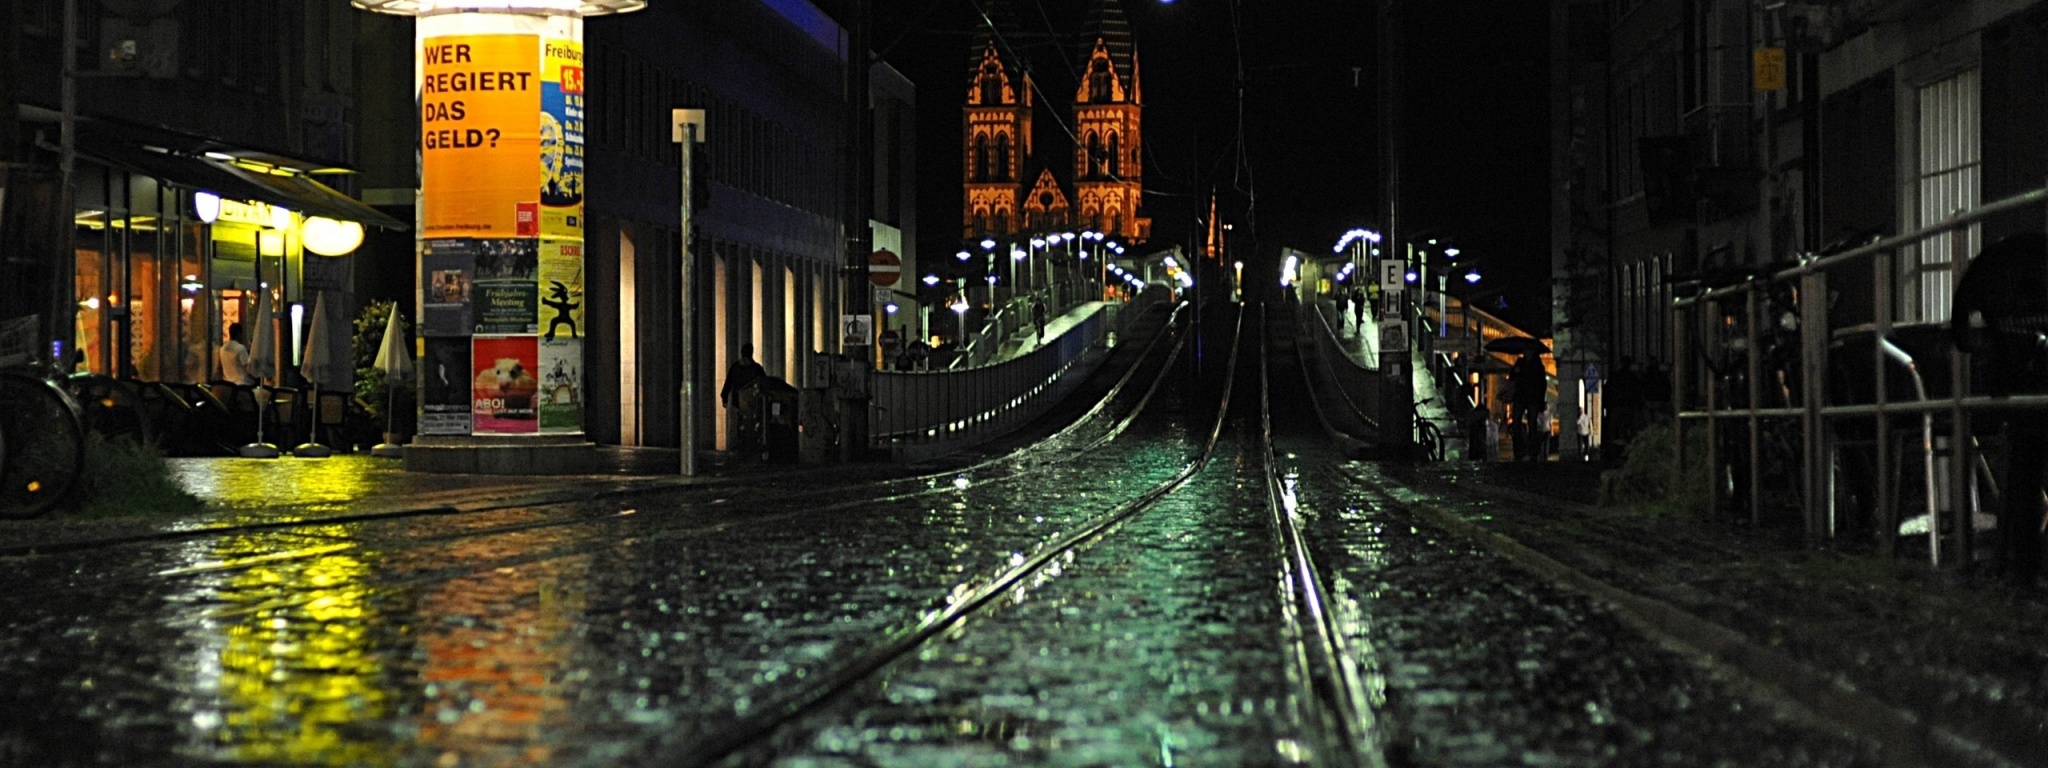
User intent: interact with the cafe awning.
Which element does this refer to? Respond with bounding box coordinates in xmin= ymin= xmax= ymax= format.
xmin=24 ymin=107 xmax=409 ymax=231
xmin=80 ymin=139 xmax=407 ymax=231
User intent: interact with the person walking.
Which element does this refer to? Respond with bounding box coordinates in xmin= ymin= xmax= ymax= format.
xmin=218 ymin=322 xmax=256 ymax=386
xmin=1031 ymin=296 xmax=1048 ymax=343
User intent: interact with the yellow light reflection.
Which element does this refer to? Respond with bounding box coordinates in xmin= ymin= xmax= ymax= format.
xmin=175 ymin=456 xmax=382 ymax=515
xmin=204 ymin=528 xmax=392 ymax=766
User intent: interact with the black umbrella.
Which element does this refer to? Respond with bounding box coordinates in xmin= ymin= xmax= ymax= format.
xmin=1484 ymin=336 xmax=1550 ymax=356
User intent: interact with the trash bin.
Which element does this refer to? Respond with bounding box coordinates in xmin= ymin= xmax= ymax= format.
xmin=758 ymin=376 xmax=800 ymax=464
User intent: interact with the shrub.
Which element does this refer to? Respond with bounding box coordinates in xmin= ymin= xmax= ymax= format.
xmin=352 ymin=299 xmax=416 ymax=434
xmin=65 ymin=433 xmax=207 ymax=519
xmin=1598 ymin=420 xmax=1712 ymax=519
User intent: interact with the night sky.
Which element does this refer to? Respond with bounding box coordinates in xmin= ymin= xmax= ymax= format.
xmin=848 ymin=0 xmax=1551 ymax=332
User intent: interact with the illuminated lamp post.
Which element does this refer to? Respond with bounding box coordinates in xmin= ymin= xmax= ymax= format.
xmin=353 ymin=0 xmax=646 ymax=474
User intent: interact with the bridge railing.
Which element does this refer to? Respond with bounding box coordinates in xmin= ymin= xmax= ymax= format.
xmin=867 ymin=290 xmax=1164 ymax=460
xmin=1304 ymin=299 xmax=1383 ymax=434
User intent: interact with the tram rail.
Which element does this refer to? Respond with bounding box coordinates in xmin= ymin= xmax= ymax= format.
xmin=0 ymin=305 xmax=1193 ymax=601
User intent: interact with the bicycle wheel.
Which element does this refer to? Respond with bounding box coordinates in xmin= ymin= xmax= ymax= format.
xmin=0 ymin=372 xmax=88 ymax=519
xmin=1417 ymin=419 xmax=1445 ymax=462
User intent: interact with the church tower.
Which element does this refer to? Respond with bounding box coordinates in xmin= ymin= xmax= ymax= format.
xmin=962 ymin=0 xmax=1032 ymax=240
xmin=1072 ymin=0 xmax=1148 ymax=242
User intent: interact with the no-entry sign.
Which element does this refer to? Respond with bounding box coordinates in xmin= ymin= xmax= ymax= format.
xmin=869 ymin=249 xmax=901 ymax=287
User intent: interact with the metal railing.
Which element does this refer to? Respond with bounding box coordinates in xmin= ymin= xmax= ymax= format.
xmin=1670 ymin=183 xmax=2048 ymax=565
xmin=868 ymin=290 xmax=1164 ymax=460
xmin=1305 ymin=299 xmax=1383 ymax=433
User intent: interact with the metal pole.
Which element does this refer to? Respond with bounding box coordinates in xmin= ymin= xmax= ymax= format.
xmin=839 ymin=0 xmax=873 ymax=461
xmin=1746 ymin=286 xmax=1762 ymax=527
xmin=56 ymin=0 xmax=76 ymax=364
xmin=673 ymin=109 xmax=707 ymax=476
xmin=1380 ymin=0 xmax=1412 ymax=459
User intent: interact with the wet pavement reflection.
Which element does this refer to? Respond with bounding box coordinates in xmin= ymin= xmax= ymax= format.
xmin=0 ymin=316 xmax=1915 ymax=766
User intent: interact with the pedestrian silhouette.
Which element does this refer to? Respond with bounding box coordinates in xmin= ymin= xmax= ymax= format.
xmin=721 ymin=344 xmax=768 ymax=460
xmin=720 ymin=344 xmax=765 ymax=407
xmin=1510 ymin=350 xmax=1548 ymax=460
xmin=1951 ymin=231 xmax=2048 ymax=587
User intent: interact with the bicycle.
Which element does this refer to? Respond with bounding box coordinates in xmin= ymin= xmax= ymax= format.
xmin=0 ymin=364 xmax=89 ymax=519
xmin=1415 ymin=415 xmax=1445 ymax=462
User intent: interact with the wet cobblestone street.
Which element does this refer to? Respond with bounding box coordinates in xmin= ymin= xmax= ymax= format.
xmin=1 ymin=305 xmax=2043 ymax=767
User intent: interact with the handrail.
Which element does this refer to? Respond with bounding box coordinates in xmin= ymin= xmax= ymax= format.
xmin=1668 ymin=179 xmax=2048 ymax=564
xmin=1674 ymin=186 xmax=2048 ymax=308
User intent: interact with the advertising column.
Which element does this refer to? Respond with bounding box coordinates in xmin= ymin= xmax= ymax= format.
xmin=408 ymin=9 xmax=592 ymax=473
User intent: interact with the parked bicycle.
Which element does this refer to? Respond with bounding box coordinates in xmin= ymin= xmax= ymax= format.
xmin=0 ymin=362 xmax=89 ymax=519
xmin=1412 ymin=395 xmax=1448 ymax=462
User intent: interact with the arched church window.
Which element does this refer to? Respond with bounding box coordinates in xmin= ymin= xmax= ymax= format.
xmin=1090 ymin=65 xmax=1112 ymax=102
xmin=1107 ymin=133 xmax=1121 ymax=178
xmin=1087 ymin=133 xmax=1104 ymax=179
xmin=995 ymin=134 xmax=1012 ymax=182
xmin=974 ymin=135 xmax=990 ymax=183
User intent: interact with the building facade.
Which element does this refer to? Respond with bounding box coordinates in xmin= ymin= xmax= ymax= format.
xmin=1551 ymin=0 xmax=2048 ymax=404
xmin=0 ymin=0 xmax=401 ymax=393
xmin=352 ymin=1 xmax=917 ymax=453
xmin=0 ymin=0 xmax=913 ymax=461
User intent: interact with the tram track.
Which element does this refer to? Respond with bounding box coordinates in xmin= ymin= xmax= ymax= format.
xmin=1256 ymin=304 xmax=1389 ymax=768
xmin=0 ymin=305 xmax=1194 ymax=600
xmin=655 ymin=303 xmax=1250 ymax=767
xmin=655 ymin=304 xmax=1391 ymax=767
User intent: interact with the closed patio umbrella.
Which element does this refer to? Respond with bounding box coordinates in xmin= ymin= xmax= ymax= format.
xmin=237 ymin=285 xmax=280 ymax=458
xmin=370 ymin=303 xmax=412 ymax=458
xmin=292 ymin=292 xmax=336 ymax=457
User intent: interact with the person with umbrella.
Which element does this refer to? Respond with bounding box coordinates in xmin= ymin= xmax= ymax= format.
xmin=1509 ymin=349 xmax=1549 ymax=460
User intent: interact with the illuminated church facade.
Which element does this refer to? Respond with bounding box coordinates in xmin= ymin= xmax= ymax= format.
xmin=962 ymin=0 xmax=1150 ymax=245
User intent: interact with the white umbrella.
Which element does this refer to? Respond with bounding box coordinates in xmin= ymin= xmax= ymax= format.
xmin=370 ymin=303 xmax=412 ymax=458
xmin=292 ymin=292 xmax=336 ymax=457
xmin=238 ymin=285 xmax=280 ymax=458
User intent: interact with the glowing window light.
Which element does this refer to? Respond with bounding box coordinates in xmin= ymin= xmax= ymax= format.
xmin=301 ymin=217 xmax=365 ymax=256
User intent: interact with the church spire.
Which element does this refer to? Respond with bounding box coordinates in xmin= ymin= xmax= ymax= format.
xmin=1082 ymin=0 xmax=1135 ymax=91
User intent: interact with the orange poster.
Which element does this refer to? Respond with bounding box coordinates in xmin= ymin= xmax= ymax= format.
xmin=421 ymin=33 xmax=541 ymax=239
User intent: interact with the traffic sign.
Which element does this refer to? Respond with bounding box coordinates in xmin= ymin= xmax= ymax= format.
xmin=869 ymin=249 xmax=901 ymax=286
xmin=1379 ymin=261 xmax=1406 ymax=292
xmin=840 ymin=314 xmax=874 ymax=346
xmin=1379 ymin=319 xmax=1408 ymax=351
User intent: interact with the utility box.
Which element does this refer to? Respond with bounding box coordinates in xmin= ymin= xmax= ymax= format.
xmin=759 ymin=376 xmax=800 ymax=464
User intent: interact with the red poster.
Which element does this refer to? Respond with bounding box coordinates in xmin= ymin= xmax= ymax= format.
xmin=472 ymin=336 xmax=539 ymax=433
